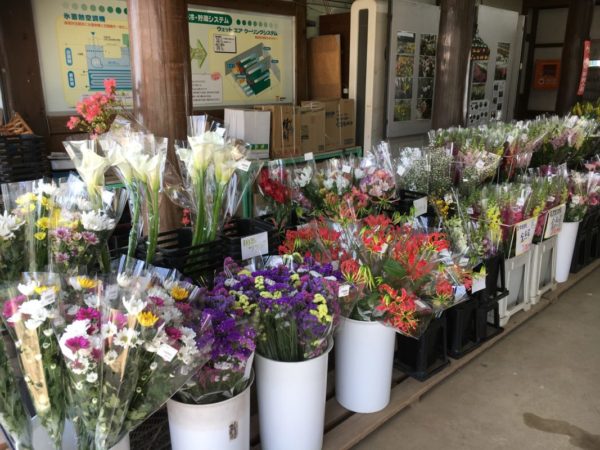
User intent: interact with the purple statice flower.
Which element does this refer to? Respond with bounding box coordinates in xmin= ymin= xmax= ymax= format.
xmin=81 ymin=231 xmax=99 ymax=245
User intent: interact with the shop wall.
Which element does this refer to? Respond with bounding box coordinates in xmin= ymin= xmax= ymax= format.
xmin=526 ymin=6 xmax=600 ymax=113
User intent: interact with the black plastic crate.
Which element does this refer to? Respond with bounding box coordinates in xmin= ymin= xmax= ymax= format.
xmin=0 ymin=135 xmax=50 ymax=183
xmin=220 ymin=218 xmax=278 ymax=262
xmin=570 ymin=209 xmax=598 ymax=273
xmin=473 ymin=252 xmax=508 ymax=305
xmin=446 ymin=296 xmax=480 ymax=359
xmin=394 ymin=314 xmax=449 ymax=381
xmin=476 ymin=290 xmax=505 ymax=343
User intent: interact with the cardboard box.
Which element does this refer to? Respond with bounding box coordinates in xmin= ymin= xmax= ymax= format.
xmin=224 ymin=109 xmax=271 ymax=159
xmin=299 ymin=105 xmax=326 ymax=154
xmin=302 ymin=99 xmax=355 ymax=151
xmin=255 ymin=105 xmax=300 ymax=158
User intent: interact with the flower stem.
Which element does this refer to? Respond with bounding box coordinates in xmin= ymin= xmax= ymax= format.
xmin=192 ymin=170 xmax=206 ymax=246
xmin=145 ymin=189 xmax=160 ymax=264
xmin=207 ymin=183 xmax=226 ymax=242
xmin=127 ymin=185 xmax=141 ymax=267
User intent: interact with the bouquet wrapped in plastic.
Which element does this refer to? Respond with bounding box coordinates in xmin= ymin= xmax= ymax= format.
xmin=565 ymin=171 xmax=600 ymax=222
xmin=53 ymin=270 xmax=211 ymax=449
xmin=0 ymin=324 xmax=32 ymax=450
xmin=290 ymin=159 xmax=321 ymax=219
xmin=356 ymin=145 xmax=397 ymax=212
xmin=0 ymin=210 xmax=26 ymax=281
xmin=175 ymin=259 xmax=256 ymax=404
xmin=1 ymin=180 xmax=57 ymax=272
xmin=256 ymin=160 xmax=293 ymax=231
xmin=1 ymin=273 xmax=66 ymax=449
xmin=394 ymin=147 xmax=430 ymax=193
xmin=48 ymin=176 xmax=126 ymax=274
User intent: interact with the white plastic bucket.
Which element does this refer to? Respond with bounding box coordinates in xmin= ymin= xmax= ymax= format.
xmin=255 ymin=344 xmax=332 ymax=450
xmin=166 ymin=375 xmax=253 ymax=450
xmin=335 ymin=317 xmax=396 ymax=413
xmin=555 ymin=221 xmax=580 ymax=283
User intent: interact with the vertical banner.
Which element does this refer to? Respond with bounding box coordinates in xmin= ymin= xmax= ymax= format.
xmin=577 ymin=40 xmax=591 ymax=96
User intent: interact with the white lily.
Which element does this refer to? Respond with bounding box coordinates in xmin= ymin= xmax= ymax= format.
xmin=63 ymin=140 xmax=110 ymax=200
xmin=187 ymin=131 xmax=224 ymax=173
xmin=213 ymin=146 xmax=238 ymax=186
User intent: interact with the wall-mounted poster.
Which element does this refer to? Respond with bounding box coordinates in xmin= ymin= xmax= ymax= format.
xmin=386 ymin=1 xmax=440 ymax=136
xmin=188 ymin=6 xmax=295 ymax=108
xmin=493 ymin=42 xmax=510 ymax=119
xmin=32 ymin=0 xmax=132 ymax=112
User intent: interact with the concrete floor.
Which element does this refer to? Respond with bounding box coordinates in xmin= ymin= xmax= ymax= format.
xmin=354 ymin=268 xmax=600 ymax=450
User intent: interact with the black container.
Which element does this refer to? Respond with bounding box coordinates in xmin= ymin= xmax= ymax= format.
xmin=0 ymin=135 xmax=50 ymax=183
xmin=446 ymin=296 xmax=480 ymax=359
xmin=475 ymin=290 xmax=506 ymax=343
xmin=395 ymin=314 xmax=449 ymax=381
xmin=220 ymin=218 xmax=278 ymax=262
xmin=388 ymin=190 xmax=437 ymax=223
xmin=570 ymin=209 xmax=598 ymax=273
xmin=473 ymin=252 xmax=508 ymax=305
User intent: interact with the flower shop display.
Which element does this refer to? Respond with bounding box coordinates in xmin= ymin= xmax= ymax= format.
xmin=216 ymin=256 xmax=341 ymax=450
xmin=256 ymin=160 xmax=293 ymax=231
xmin=167 ymin=259 xmax=256 ymax=450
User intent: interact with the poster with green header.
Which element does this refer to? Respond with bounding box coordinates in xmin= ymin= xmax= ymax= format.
xmin=188 ymin=7 xmax=295 ymax=108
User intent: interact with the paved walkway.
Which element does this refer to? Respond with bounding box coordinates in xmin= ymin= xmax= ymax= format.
xmin=354 ymin=268 xmax=600 ymax=450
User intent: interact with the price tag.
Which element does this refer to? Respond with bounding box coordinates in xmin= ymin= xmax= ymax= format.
xmin=415 ymin=299 xmax=429 ymax=310
xmin=157 ymin=344 xmax=178 ymax=362
xmin=338 ymin=284 xmax=350 ymax=298
xmin=379 ymin=243 xmax=389 ymax=254
xmin=397 ymin=165 xmax=406 ymax=176
xmin=472 ymin=275 xmax=486 ymax=293
xmin=105 ymin=285 xmax=119 ymax=301
xmin=413 ymin=196 xmax=428 ymax=217
xmin=40 ymin=289 xmax=56 ymax=306
xmin=331 ymin=260 xmax=340 ymax=270
xmin=236 ymin=160 xmax=252 ymax=172
xmin=342 ymin=165 xmax=352 ymax=174
xmin=241 ymin=232 xmax=269 ymax=260
xmin=544 ymin=204 xmax=566 ymax=239
xmin=475 ymin=160 xmax=485 ymax=170
xmin=467 ymin=207 xmax=474 ymax=215
xmin=101 ymin=190 xmax=115 ymax=205
xmin=515 ymin=217 xmax=536 ymax=256
xmin=304 ymin=152 xmax=314 ymax=161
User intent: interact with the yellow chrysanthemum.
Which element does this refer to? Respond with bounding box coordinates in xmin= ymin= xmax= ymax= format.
xmin=34 ymin=232 xmax=46 ymax=241
xmin=36 ymin=217 xmax=50 ymax=230
xmin=34 ymin=285 xmax=59 ymax=295
xmin=15 ymin=193 xmax=37 ymax=206
xmin=77 ymin=277 xmax=98 ymax=289
xmin=40 ymin=196 xmax=50 ymax=208
xmin=138 ymin=311 xmax=159 ymax=327
xmin=170 ymin=286 xmax=190 ymax=302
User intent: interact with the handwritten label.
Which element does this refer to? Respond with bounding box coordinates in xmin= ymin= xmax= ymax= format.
xmin=413 ymin=196 xmax=428 ymax=217
xmin=515 ymin=217 xmax=536 ymax=256
xmin=304 ymin=152 xmax=314 ymax=161
xmin=472 ymin=275 xmax=486 ymax=293
xmin=397 ymin=165 xmax=406 ymax=176
xmin=467 ymin=207 xmax=474 ymax=215
xmin=241 ymin=232 xmax=269 ymax=260
xmin=338 ymin=284 xmax=350 ymax=298
xmin=105 ymin=285 xmax=119 ymax=301
xmin=544 ymin=204 xmax=566 ymax=239
xmin=157 ymin=344 xmax=178 ymax=362
xmin=236 ymin=160 xmax=252 ymax=172
xmin=40 ymin=289 xmax=56 ymax=306
xmin=342 ymin=165 xmax=352 ymax=174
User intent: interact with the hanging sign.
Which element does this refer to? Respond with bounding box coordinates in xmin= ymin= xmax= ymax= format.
xmin=577 ymin=40 xmax=591 ymax=96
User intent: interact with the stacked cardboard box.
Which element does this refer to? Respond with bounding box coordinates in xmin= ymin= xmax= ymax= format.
xmin=255 ymin=105 xmax=300 ymax=158
xmin=301 ymin=99 xmax=355 ymax=151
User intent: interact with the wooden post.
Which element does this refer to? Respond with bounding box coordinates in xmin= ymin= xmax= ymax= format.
xmin=0 ymin=0 xmax=48 ymax=137
xmin=555 ymin=0 xmax=594 ymax=115
xmin=127 ymin=0 xmax=191 ymax=231
xmin=431 ymin=0 xmax=476 ymax=129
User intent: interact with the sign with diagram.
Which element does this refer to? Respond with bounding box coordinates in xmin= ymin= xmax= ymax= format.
xmin=32 ymin=0 xmax=132 ymax=112
xmin=188 ymin=7 xmax=295 ymax=108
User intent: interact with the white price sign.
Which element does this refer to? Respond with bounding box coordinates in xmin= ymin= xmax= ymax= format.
xmin=304 ymin=152 xmax=314 ymax=161
xmin=40 ymin=289 xmax=56 ymax=306
xmin=472 ymin=274 xmax=486 ymax=293
xmin=241 ymin=232 xmax=269 ymax=260
xmin=515 ymin=217 xmax=536 ymax=256
xmin=236 ymin=160 xmax=252 ymax=172
xmin=413 ymin=196 xmax=428 ymax=217
xmin=544 ymin=204 xmax=566 ymax=239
